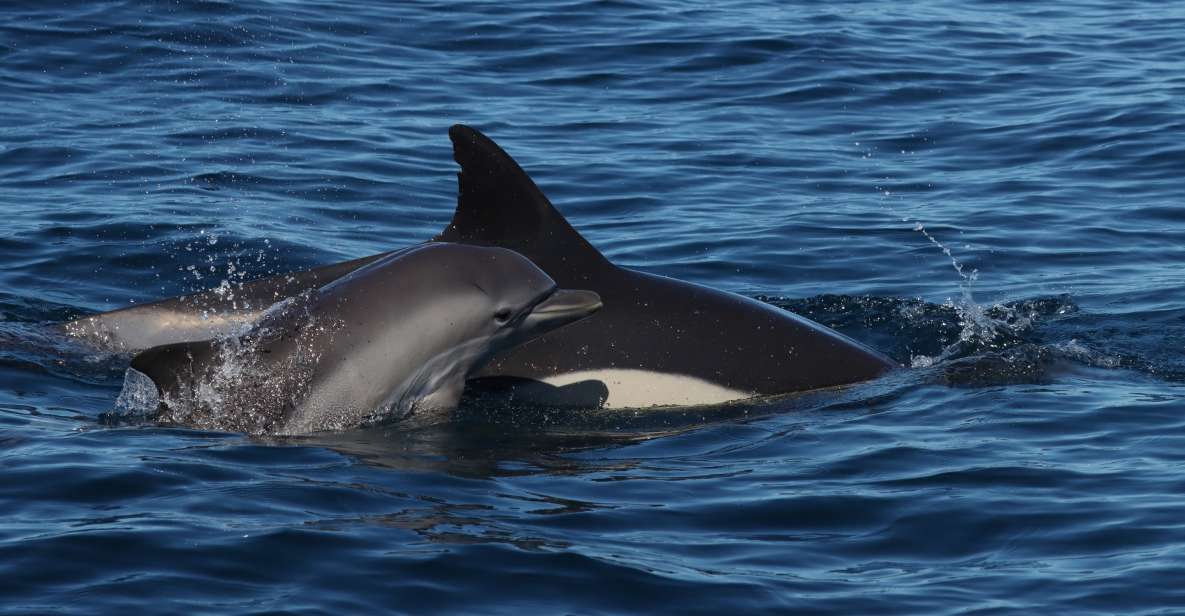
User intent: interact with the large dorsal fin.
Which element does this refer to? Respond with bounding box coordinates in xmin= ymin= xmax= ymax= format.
xmin=435 ymin=125 xmax=610 ymax=280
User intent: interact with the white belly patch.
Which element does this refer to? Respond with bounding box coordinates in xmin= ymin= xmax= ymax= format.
xmin=541 ymin=369 xmax=754 ymax=409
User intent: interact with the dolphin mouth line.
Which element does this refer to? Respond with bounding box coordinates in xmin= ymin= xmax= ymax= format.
xmin=513 ymin=288 xmax=602 ymax=333
xmin=527 ymin=288 xmax=603 ymax=322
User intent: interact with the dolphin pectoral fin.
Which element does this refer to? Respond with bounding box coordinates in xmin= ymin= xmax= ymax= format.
xmin=415 ymin=383 xmax=464 ymax=412
xmin=403 ymin=379 xmax=466 ymax=427
xmin=463 ymin=376 xmax=610 ymax=409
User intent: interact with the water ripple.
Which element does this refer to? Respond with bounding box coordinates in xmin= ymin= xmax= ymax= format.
xmin=3 ymin=0 xmax=1185 ymax=613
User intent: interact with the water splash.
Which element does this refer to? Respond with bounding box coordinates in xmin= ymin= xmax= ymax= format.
xmin=113 ymin=367 xmax=160 ymax=417
xmin=907 ymin=220 xmax=996 ymax=367
xmin=108 ymin=290 xmax=482 ymax=435
xmin=145 ymin=296 xmax=328 ymax=435
xmin=873 ymin=185 xmax=1041 ymax=369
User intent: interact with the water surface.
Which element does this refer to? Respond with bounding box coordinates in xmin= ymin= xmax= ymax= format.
xmin=2 ymin=1 xmax=1184 ymax=613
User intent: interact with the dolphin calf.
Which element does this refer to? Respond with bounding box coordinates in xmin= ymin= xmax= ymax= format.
xmin=126 ymin=243 xmax=602 ymax=434
xmin=67 ymin=125 xmax=895 ymax=409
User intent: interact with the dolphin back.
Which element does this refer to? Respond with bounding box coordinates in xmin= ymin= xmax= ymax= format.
xmin=64 ymin=252 xmax=392 ymax=351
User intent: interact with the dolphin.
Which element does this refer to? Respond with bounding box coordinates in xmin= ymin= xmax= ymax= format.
xmin=66 ymin=125 xmax=895 ymax=408
xmin=440 ymin=126 xmax=896 ymax=407
xmin=125 ymin=243 xmax=602 ymax=434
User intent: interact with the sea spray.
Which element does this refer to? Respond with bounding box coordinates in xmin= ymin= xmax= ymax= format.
xmin=113 ymin=367 xmax=160 ymax=417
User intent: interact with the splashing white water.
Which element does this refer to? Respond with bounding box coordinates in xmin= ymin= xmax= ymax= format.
xmin=114 ymin=367 xmax=160 ymax=417
xmin=872 ymin=185 xmax=1034 ymax=368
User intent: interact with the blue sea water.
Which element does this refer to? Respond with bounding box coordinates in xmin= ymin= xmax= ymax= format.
xmin=2 ymin=0 xmax=1185 ymax=613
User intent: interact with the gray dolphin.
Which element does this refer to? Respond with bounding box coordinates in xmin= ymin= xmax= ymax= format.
xmin=67 ymin=125 xmax=895 ymax=409
xmin=125 ymin=243 xmax=602 ymax=434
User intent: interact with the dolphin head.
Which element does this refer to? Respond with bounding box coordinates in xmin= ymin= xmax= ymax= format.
xmin=351 ymin=243 xmax=601 ymax=422
xmin=455 ymin=245 xmax=603 ymax=351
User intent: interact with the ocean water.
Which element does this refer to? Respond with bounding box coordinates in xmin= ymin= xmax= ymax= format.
xmin=3 ymin=0 xmax=1185 ymax=613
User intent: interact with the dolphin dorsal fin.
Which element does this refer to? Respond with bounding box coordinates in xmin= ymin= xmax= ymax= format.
xmin=436 ymin=125 xmax=610 ymax=279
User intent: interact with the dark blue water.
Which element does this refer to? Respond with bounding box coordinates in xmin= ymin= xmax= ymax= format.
xmin=3 ymin=1 xmax=1185 ymax=613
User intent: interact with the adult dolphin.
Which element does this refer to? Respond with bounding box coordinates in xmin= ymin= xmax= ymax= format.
xmin=66 ymin=125 xmax=895 ymax=408
xmin=126 ymin=243 xmax=602 ymax=434
xmin=440 ymin=126 xmax=895 ymax=407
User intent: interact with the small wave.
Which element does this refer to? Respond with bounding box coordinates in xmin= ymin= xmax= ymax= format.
xmin=187 ymin=170 xmax=273 ymax=191
xmin=761 ymin=290 xmax=1185 ymax=387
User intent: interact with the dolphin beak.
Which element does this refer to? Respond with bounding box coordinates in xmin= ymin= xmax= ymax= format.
xmin=524 ymin=288 xmax=602 ymax=331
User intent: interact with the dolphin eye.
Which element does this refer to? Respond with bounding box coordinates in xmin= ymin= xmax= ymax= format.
xmin=494 ymin=308 xmax=513 ymax=324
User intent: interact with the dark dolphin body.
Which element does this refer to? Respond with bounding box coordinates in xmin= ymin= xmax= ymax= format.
xmin=439 ymin=126 xmax=895 ymax=407
xmin=67 ymin=125 xmax=895 ymax=409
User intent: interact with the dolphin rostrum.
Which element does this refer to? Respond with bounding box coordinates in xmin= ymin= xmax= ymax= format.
xmin=67 ymin=125 xmax=895 ymax=409
xmin=124 ymin=243 xmax=602 ymax=434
